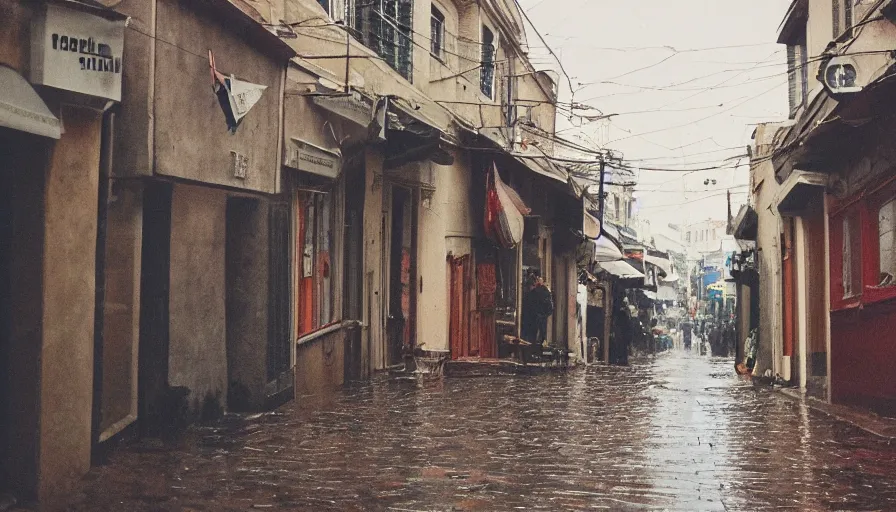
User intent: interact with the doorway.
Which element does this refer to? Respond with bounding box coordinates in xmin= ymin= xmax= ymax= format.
xmin=387 ymin=186 xmax=417 ymax=366
xmin=0 ymin=128 xmax=49 ymax=499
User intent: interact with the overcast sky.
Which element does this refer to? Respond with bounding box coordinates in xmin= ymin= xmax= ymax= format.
xmin=517 ymin=0 xmax=792 ymax=232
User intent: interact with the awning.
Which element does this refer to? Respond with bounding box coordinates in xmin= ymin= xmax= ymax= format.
xmin=583 ymin=209 xmax=601 ymax=239
xmin=775 ymin=170 xmax=827 ymax=214
xmin=593 ymin=234 xmax=624 ymax=262
xmin=0 ymin=66 xmax=61 ymax=139
xmin=657 ymin=283 xmax=678 ymax=301
xmin=660 ymin=272 xmax=680 ymax=284
xmin=732 ymin=204 xmax=758 ymax=241
xmin=644 ymin=253 xmax=672 ymax=277
xmin=597 ymin=260 xmax=645 ymax=280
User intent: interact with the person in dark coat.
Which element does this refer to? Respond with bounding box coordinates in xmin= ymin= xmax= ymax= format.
xmin=521 ymin=273 xmax=554 ymax=346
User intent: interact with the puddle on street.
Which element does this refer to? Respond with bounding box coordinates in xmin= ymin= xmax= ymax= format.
xmin=68 ymin=352 xmax=896 ymax=511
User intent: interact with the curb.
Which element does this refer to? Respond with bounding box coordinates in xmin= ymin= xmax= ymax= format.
xmin=775 ymin=387 xmax=896 ymax=440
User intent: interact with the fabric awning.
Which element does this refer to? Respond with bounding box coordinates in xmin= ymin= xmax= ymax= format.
xmin=593 ymin=235 xmax=624 ymax=263
xmin=644 ymin=254 xmax=672 ymax=277
xmin=0 ymin=66 xmax=61 ymax=139
xmin=660 ymin=272 xmax=680 ymax=284
xmin=657 ymin=283 xmax=678 ymax=301
xmin=598 ymin=260 xmax=645 ymax=280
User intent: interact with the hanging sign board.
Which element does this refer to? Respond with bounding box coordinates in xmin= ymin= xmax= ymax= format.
xmin=285 ymin=138 xmax=341 ymax=179
xmin=31 ymin=3 xmax=126 ymax=101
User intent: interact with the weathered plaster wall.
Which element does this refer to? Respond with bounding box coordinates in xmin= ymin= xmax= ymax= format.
xmin=225 ymin=197 xmax=270 ymax=412
xmin=168 ymin=183 xmax=228 ymax=415
xmin=39 ymin=105 xmax=102 ymax=506
xmin=151 ymin=0 xmax=284 ymax=193
xmin=417 ymin=149 xmax=475 ymax=352
xmin=100 ymin=180 xmax=143 ymax=433
xmin=111 ymin=0 xmax=154 ymax=177
xmin=295 ymin=329 xmax=345 ymax=397
xmin=363 ymin=149 xmax=387 ymax=371
xmin=751 ymin=123 xmax=787 ymax=380
xmin=0 ymin=0 xmax=32 ymax=71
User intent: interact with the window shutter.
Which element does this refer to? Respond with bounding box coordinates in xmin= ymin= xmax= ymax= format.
xmin=833 ymin=0 xmax=841 ymax=37
xmin=799 ymin=40 xmax=808 ymax=104
xmin=787 ymin=45 xmax=798 ymax=116
xmin=331 ymin=0 xmax=346 ymax=22
xmin=845 ymin=0 xmax=854 ymax=37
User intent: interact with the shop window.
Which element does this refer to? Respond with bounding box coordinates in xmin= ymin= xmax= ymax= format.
xmin=842 ymin=211 xmax=862 ymax=298
xmin=878 ymin=198 xmax=896 ymax=287
xmin=295 ymin=191 xmax=336 ymax=337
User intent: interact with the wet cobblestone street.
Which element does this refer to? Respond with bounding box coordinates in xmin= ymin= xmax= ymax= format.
xmin=68 ymin=353 xmax=896 ymax=511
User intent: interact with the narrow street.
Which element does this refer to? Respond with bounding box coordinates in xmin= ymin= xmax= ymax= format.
xmin=68 ymin=353 xmax=896 ymax=512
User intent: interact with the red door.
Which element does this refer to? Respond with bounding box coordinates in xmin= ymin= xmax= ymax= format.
xmin=474 ymin=260 xmax=498 ymax=358
xmin=782 ymin=219 xmax=795 ymax=367
xmin=449 ymin=256 xmax=471 ymax=359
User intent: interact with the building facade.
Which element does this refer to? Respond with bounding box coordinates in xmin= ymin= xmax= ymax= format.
xmin=1 ymin=0 xmax=584 ymax=506
xmin=737 ymin=0 xmax=896 ymax=413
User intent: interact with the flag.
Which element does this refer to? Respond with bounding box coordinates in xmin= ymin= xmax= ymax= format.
xmin=209 ymin=50 xmax=267 ymax=133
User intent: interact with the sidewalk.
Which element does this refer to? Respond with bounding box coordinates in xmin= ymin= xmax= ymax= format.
xmin=778 ymin=388 xmax=896 ymax=439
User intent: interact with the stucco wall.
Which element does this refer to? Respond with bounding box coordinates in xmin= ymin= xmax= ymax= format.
xmin=39 ymin=105 xmax=102 ymax=505
xmin=168 ymin=183 xmax=228 ymax=414
xmin=295 ymin=329 xmax=345 ymax=397
xmin=416 ymin=149 xmax=475 ymax=352
xmin=100 ymin=180 xmax=143 ymax=433
xmin=225 ymin=197 xmax=270 ymax=412
xmin=751 ymin=123 xmax=787 ymax=379
xmin=111 ymin=0 xmax=154 ymax=177
xmin=0 ymin=0 xmax=32 ymax=71
xmin=152 ymin=0 xmax=283 ymax=193
xmin=363 ymin=149 xmax=387 ymax=371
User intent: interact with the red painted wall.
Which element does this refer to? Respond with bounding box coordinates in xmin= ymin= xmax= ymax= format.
xmin=831 ymin=298 xmax=896 ymax=416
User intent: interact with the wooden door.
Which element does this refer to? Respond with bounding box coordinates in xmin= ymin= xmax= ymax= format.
xmin=474 ymin=258 xmax=498 ymax=359
xmin=449 ymin=256 xmax=471 ymax=359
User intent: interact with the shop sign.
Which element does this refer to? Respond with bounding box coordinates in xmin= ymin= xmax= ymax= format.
xmin=31 ymin=3 xmax=126 ymax=101
xmin=286 ymin=138 xmax=341 ymax=179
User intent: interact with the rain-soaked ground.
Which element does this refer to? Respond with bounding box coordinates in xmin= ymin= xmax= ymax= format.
xmin=68 ymin=351 xmax=896 ymax=511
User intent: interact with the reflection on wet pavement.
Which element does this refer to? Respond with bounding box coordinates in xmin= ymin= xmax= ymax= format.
xmin=69 ymin=352 xmax=896 ymax=511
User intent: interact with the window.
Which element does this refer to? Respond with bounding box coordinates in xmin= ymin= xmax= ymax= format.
xmin=295 ymin=191 xmax=336 ymax=337
xmin=430 ymin=5 xmax=445 ymax=58
xmin=355 ymin=0 xmax=413 ymax=81
xmin=317 ymin=0 xmax=346 ymax=21
xmin=834 ymin=0 xmax=855 ymax=38
xmin=786 ymin=37 xmax=807 ymax=117
xmin=878 ymin=198 xmax=896 ymax=287
xmin=614 ymin=196 xmax=620 ymax=221
xmin=842 ymin=211 xmax=862 ymax=298
xmin=480 ymin=25 xmax=495 ymax=98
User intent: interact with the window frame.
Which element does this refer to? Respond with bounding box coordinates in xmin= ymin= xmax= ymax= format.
xmin=353 ymin=0 xmax=414 ymax=82
xmin=830 ymin=178 xmax=896 ymax=311
xmin=294 ymin=190 xmax=338 ymax=338
xmin=480 ymin=24 xmax=496 ymax=99
xmin=430 ymin=4 xmax=445 ymax=60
